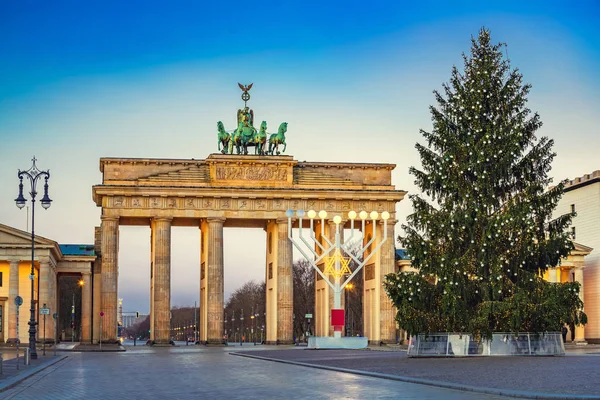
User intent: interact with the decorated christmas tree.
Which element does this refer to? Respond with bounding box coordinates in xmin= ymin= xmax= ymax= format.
xmin=384 ymin=28 xmax=586 ymax=339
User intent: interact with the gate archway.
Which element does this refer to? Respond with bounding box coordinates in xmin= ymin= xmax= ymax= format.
xmin=92 ymin=154 xmax=405 ymax=344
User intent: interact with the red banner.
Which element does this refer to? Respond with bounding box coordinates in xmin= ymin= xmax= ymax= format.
xmin=331 ymin=309 xmax=345 ymax=326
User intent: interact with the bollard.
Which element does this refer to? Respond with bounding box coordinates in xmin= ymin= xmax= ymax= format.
xmin=24 ymin=348 xmax=31 ymax=366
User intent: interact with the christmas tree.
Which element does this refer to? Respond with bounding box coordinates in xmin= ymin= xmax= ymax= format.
xmin=384 ymin=28 xmax=586 ymax=339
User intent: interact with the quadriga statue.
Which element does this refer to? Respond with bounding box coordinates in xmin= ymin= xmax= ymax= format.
xmin=255 ymin=121 xmax=268 ymax=156
xmin=216 ymin=121 xmax=230 ymax=154
xmin=268 ymin=122 xmax=288 ymax=155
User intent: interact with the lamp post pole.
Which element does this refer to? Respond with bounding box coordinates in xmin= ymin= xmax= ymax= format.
xmin=16 ymin=156 xmax=53 ymax=360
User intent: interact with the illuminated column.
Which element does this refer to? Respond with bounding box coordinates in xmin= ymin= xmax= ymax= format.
xmin=199 ymin=220 xmax=208 ymax=342
xmin=92 ymin=257 xmax=102 ymax=344
xmin=81 ymin=271 xmax=92 ymax=343
xmin=378 ymin=219 xmax=397 ymax=343
xmin=276 ymin=218 xmax=293 ymax=343
xmin=101 ymin=215 xmax=119 ymax=342
xmin=7 ymin=260 xmax=20 ymax=342
xmin=548 ymin=267 xmax=558 ymax=283
xmin=38 ymin=260 xmax=51 ymax=340
xmin=151 ymin=217 xmax=172 ymax=344
xmin=574 ymin=267 xmax=586 ymax=343
xmin=265 ymin=221 xmax=277 ymax=343
xmin=314 ymin=219 xmax=333 ymax=337
xmin=92 ymin=226 xmax=102 ymax=344
xmin=206 ymin=217 xmax=225 ymax=344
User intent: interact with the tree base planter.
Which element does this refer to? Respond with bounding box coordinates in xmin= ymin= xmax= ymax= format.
xmin=407 ymin=332 xmax=565 ymax=357
xmin=307 ymin=336 xmax=368 ymax=349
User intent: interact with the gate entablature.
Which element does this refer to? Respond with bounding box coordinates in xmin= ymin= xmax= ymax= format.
xmin=92 ymin=154 xmax=404 ymax=222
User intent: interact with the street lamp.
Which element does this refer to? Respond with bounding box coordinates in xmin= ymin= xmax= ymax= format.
xmin=345 ymin=283 xmax=354 ymax=336
xmin=16 ymin=156 xmax=52 ymax=360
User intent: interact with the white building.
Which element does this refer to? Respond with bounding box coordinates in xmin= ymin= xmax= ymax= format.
xmin=554 ymin=170 xmax=600 ymax=343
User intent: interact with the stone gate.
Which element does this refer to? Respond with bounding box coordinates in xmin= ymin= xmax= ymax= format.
xmin=92 ymin=154 xmax=406 ymax=344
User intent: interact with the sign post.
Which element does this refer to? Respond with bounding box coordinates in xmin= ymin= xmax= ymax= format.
xmin=40 ymin=304 xmax=50 ymax=356
xmin=15 ymin=296 xmax=23 ymax=369
xmin=99 ymin=312 xmax=104 ymax=351
xmin=52 ymin=313 xmax=58 ymax=356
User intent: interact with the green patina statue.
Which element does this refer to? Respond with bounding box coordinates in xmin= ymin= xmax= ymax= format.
xmin=216 ymin=84 xmax=289 ymax=156
xmin=255 ymin=121 xmax=268 ymax=156
xmin=217 ymin=121 xmax=230 ymax=154
xmin=268 ymin=122 xmax=288 ymax=155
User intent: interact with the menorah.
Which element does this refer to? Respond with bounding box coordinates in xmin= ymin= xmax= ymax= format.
xmin=286 ymin=209 xmax=389 ymax=345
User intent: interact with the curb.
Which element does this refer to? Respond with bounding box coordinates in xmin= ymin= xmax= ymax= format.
xmin=0 ymin=355 xmax=68 ymax=393
xmin=230 ymin=352 xmax=600 ymax=400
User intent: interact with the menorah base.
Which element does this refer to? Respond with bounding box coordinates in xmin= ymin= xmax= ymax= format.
xmin=307 ymin=336 xmax=368 ymax=349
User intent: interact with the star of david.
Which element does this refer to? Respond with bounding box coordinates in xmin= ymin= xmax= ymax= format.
xmin=323 ymin=249 xmax=352 ymax=278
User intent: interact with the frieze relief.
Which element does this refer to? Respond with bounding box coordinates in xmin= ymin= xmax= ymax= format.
xmin=105 ymin=196 xmax=395 ymax=214
xmin=215 ymin=166 xmax=287 ymax=182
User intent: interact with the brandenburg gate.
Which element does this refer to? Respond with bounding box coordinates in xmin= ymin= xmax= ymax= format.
xmin=92 ymin=154 xmax=405 ymax=344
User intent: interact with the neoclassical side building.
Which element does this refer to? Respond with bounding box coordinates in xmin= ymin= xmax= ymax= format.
xmin=0 ymin=223 xmax=95 ymax=344
xmin=554 ymin=170 xmax=600 ymax=343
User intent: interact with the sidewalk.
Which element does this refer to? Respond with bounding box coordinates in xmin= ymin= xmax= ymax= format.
xmin=232 ymin=348 xmax=600 ymax=399
xmin=0 ymin=351 xmax=67 ymax=393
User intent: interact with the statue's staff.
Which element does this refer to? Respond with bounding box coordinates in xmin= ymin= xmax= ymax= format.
xmin=238 ymin=82 xmax=253 ymax=107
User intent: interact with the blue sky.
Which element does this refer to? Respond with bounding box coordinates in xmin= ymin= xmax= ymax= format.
xmin=1 ymin=1 xmax=599 ymax=313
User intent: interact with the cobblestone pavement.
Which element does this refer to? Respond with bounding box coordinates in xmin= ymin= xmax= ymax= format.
xmin=1 ymin=346 xmax=508 ymax=399
xmin=245 ymin=348 xmax=600 ymax=397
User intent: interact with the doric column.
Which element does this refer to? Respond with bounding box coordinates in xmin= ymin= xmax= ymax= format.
xmin=151 ymin=217 xmax=172 ymax=344
xmin=81 ymin=271 xmax=92 ymax=343
xmin=574 ymin=267 xmax=586 ymax=343
xmin=92 ymin=226 xmax=102 ymax=344
xmin=7 ymin=260 xmax=20 ymax=342
xmin=548 ymin=267 xmax=558 ymax=283
xmin=379 ymin=219 xmax=397 ymax=343
xmin=276 ymin=218 xmax=293 ymax=343
xmin=207 ymin=217 xmax=225 ymax=344
xmin=38 ymin=260 xmax=52 ymax=341
xmin=101 ymin=216 xmax=119 ymax=342
xmin=92 ymin=258 xmax=102 ymax=344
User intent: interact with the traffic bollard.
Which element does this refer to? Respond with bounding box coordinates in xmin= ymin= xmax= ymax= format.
xmin=24 ymin=348 xmax=31 ymax=366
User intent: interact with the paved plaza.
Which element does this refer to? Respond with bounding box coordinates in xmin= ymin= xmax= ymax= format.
xmin=0 ymin=345 xmax=509 ymax=400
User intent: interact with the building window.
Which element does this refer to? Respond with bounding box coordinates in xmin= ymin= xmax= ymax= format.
xmin=571 ymin=204 xmax=576 ymax=214
xmin=268 ymin=263 xmax=273 ymax=280
xmin=0 ymin=271 xmax=2 ymax=287
xmin=572 ymin=227 xmax=576 ymax=240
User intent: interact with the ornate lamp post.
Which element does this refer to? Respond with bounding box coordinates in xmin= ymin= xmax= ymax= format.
xmin=286 ymin=209 xmax=388 ymax=342
xmin=15 ymin=156 xmax=52 ymax=360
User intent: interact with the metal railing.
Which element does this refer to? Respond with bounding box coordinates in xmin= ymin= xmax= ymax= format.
xmin=408 ymin=332 xmax=565 ymax=357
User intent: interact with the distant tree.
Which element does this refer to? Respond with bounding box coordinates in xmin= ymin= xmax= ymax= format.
xmin=293 ymin=259 xmax=314 ymax=339
xmin=170 ymin=306 xmax=198 ymax=341
xmin=224 ymin=280 xmax=266 ymax=341
xmin=124 ymin=315 xmax=150 ymax=340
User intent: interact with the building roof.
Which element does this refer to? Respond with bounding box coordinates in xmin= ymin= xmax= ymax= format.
xmin=59 ymin=244 xmax=95 ymax=256
xmin=564 ymin=170 xmax=600 ymax=192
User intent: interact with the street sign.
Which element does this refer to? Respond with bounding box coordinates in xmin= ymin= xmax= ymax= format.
xmin=29 ymin=274 xmax=35 ymax=281
xmin=305 ymin=313 xmax=313 ymax=319
xmin=15 ymin=296 xmax=23 ymax=306
xmin=40 ymin=308 xmax=50 ymax=315
xmin=53 ymin=313 xmax=58 ymax=319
